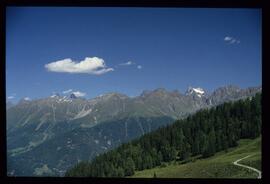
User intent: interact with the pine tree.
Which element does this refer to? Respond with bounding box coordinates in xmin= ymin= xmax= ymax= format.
xmin=124 ymin=157 xmax=135 ymax=176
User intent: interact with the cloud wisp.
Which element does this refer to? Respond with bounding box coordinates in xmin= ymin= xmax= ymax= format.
xmin=63 ymin=89 xmax=73 ymax=94
xmin=119 ymin=61 xmax=135 ymax=66
xmin=8 ymin=96 xmax=15 ymax=100
xmin=7 ymin=93 xmax=16 ymax=100
xmin=224 ymin=36 xmax=240 ymax=44
xmin=45 ymin=57 xmax=114 ymax=75
xmin=118 ymin=61 xmax=142 ymax=70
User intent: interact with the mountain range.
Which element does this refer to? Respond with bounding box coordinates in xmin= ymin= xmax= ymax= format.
xmin=6 ymin=85 xmax=261 ymax=176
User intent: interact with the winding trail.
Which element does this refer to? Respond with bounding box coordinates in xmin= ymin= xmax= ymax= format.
xmin=233 ymin=154 xmax=261 ymax=179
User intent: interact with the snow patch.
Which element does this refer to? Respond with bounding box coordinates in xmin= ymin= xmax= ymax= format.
xmin=73 ymin=107 xmax=92 ymax=120
xmin=63 ymin=99 xmax=72 ymax=102
xmin=22 ymin=115 xmax=32 ymax=126
xmin=35 ymin=113 xmax=50 ymax=131
xmin=24 ymin=97 xmax=31 ymax=101
xmin=192 ymin=88 xmax=205 ymax=94
xmin=186 ymin=87 xmax=205 ymax=97
xmin=107 ymin=140 xmax=111 ymax=145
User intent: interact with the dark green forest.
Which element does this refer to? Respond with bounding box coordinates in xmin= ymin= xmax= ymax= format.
xmin=65 ymin=93 xmax=261 ymax=177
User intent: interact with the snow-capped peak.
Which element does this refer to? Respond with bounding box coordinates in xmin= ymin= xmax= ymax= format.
xmin=186 ymin=87 xmax=205 ymax=98
xmin=192 ymin=88 xmax=205 ymax=95
xmin=24 ymin=97 xmax=31 ymax=101
xmin=50 ymin=93 xmax=61 ymax=98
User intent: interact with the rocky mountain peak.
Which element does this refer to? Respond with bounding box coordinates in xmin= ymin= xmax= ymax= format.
xmin=185 ymin=87 xmax=205 ymax=98
xmin=97 ymin=92 xmax=129 ymax=100
xmin=50 ymin=93 xmax=61 ymax=98
xmin=69 ymin=93 xmax=77 ymax=99
xmin=212 ymin=85 xmax=241 ymax=96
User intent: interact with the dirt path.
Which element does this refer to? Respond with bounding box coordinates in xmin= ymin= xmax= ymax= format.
xmin=233 ymin=155 xmax=261 ymax=179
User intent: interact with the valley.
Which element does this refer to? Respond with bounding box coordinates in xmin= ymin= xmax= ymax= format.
xmin=6 ymin=86 xmax=261 ymax=176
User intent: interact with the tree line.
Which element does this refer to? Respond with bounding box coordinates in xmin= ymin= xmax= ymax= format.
xmin=65 ymin=93 xmax=261 ymax=177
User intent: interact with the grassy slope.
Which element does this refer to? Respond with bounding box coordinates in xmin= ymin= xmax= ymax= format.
xmin=130 ymin=137 xmax=261 ymax=178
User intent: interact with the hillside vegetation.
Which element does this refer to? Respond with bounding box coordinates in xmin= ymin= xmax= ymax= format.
xmin=131 ymin=137 xmax=261 ymax=178
xmin=65 ymin=93 xmax=261 ymax=177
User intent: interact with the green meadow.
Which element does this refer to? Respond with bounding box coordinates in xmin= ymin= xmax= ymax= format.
xmin=131 ymin=137 xmax=261 ymax=178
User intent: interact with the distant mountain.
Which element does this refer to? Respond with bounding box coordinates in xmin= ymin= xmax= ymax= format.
xmin=69 ymin=93 xmax=77 ymax=99
xmin=185 ymin=87 xmax=206 ymax=98
xmin=208 ymin=85 xmax=262 ymax=106
xmin=6 ymin=101 xmax=14 ymax=109
xmin=7 ymin=85 xmax=261 ymax=176
xmin=65 ymin=93 xmax=261 ymax=177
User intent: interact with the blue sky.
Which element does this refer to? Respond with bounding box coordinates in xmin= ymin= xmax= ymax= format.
xmin=6 ymin=7 xmax=261 ymax=102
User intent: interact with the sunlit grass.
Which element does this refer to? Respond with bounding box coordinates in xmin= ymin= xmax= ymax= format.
xmin=130 ymin=137 xmax=261 ymax=178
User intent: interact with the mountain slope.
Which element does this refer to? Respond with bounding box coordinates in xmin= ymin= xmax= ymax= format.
xmin=7 ymin=85 xmax=261 ymax=176
xmin=65 ymin=93 xmax=261 ymax=177
xmin=131 ymin=137 xmax=261 ymax=178
xmin=6 ymin=101 xmax=14 ymax=109
xmin=8 ymin=116 xmax=173 ymax=176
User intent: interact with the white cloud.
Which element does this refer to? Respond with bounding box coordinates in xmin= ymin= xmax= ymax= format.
xmin=63 ymin=89 xmax=73 ymax=94
xmin=224 ymin=36 xmax=240 ymax=44
xmin=72 ymin=91 xmax=86 ymax=97
xmin=119 ymin=61 xmax=135 ymax=66
xmin=118 ymin=61 xmax=143 ymax=70
xmin=224 ymin=36 xmax=232 ymax=41
xmin=45 ymin=57 xmax=114 ymax=75
xmin=7 ymin=93 xmax=16 ymax=100
xmin=8 ymin=96 xmax=15 ymax=99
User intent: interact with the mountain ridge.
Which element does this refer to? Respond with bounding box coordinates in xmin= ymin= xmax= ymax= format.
xmin=7 ymin=85 xmax=261 ymax=176
xmin=8 ymin=85 xmax=261 ymax=104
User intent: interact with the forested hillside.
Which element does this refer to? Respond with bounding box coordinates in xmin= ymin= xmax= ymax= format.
xmin=65 ymin=93 xmax=261 ymax=177
xmin=131 ymin=137 xmax=261 ymax=178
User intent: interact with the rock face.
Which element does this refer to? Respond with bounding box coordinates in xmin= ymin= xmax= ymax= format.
xmin=69 ymin=93 xmax=77 ymax=99
xmin=6 ymin=85 xmax=261 ymax=176
xmin=185 ymin=87 xmax=206 ymax=98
